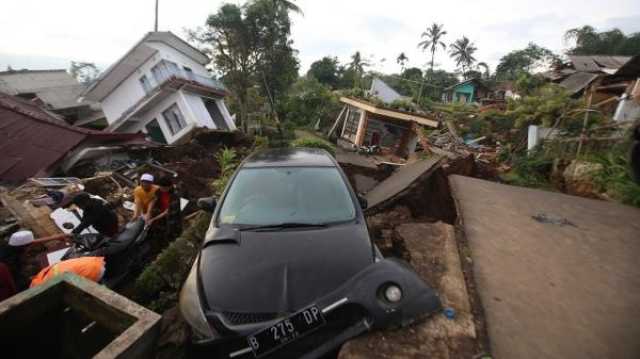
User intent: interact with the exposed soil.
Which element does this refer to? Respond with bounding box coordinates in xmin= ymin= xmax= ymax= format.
xmin=338 ymin=155 xmax=491 ymax=359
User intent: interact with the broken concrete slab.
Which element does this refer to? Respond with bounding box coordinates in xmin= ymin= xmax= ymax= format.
xmin=336 ymin=148 xmax=379 ymax=170
xmin=339 ymin=222 xmax=481 ymax=359
xmin=365 ymin=156 xmax=442 ymax=212
xmin=450 ymin=175 xmax=640 ymax=359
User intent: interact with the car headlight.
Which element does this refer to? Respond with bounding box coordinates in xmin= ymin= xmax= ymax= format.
xmin=179 ymin=256 xmax=216 ymax=340
xmin=383 ymin=283 xmax=403 ymax=303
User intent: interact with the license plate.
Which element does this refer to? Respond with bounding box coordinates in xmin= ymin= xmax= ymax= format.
xmin=247 ymin=305 xmax=325 ymax=358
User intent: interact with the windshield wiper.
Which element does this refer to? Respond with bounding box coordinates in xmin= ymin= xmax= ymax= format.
xmin=238 ymin=222 xmax=328 ymax=232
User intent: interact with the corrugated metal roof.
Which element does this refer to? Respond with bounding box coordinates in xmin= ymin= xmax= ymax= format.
xmin=613 ymin=55 xmax=640 ymax=78
xmin=558 ymin=72 xmax=599 ymax=95
xmin=0 ymin=93 xmax=149 ymax=183
xmin=568 ymin=55 xmax=632 ymax=72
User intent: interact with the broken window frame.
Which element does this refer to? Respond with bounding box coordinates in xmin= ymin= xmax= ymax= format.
xmin=162 ymin=103 xmax=187 ymax=136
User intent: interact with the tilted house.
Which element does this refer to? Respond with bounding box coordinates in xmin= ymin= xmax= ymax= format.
xmin=81 ymin=32 xmax=236 ymax=144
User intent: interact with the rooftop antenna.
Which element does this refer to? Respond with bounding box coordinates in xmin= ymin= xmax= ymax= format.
xmin=154 ymin=0 xmax=159 ymax=31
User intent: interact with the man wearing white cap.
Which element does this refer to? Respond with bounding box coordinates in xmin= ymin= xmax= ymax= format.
xmin=132 ymin=173 xmax=159 ymax=222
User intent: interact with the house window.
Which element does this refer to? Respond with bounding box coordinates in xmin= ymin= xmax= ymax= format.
xmin=162 ymin=104 xmax=187 ymax=135
xmin=139 ymin=75 xmax=152 ymax=94
xmin=203 ymin=98 xmax=229 ymax=130
xmin=343 ymin=108 xmax=360 ymax=139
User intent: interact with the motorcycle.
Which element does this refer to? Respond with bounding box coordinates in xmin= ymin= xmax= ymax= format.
xmin=61 ymin=218 xmax=150 ymax=287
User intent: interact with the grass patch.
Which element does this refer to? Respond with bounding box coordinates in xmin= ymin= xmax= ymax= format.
xmin=290 ymin=136 xmax=336 ymax=156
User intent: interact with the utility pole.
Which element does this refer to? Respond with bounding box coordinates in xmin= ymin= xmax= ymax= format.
xmin=154 ymin=0 xmax=159 ymax=31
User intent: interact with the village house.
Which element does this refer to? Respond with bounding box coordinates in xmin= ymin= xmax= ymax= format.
xmin=441 ymin=78 xmax=490 ymax=104
xmin=331 ymin=97 xmax=439 ymax=158
xmin=0 ymin=69 xmax=104 ymax=127
xmin=81 ymin=32 xmax=236 ymax=145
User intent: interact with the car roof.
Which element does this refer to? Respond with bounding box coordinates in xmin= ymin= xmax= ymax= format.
xmin=242 ymin=147 xmax=336 ymax=168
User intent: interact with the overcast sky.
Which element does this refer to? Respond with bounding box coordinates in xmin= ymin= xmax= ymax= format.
xmin=1 ymin=0 xmax=639 ymax=76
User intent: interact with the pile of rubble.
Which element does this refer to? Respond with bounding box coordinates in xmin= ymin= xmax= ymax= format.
xmin=0 ymin=130 xmax=253 ymax=293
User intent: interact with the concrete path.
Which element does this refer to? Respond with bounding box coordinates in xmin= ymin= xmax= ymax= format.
xmin=449 ymin=175 xmax=640 ymax=359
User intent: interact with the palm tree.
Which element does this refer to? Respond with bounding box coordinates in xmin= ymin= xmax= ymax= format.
xmin=418 ymin=23 xmax=447 ymax=76
xmin=349 ymin=51 xmax=370 ymax=88
xmin=449 ymin=36 xmax=477 ymax=79
xmin=396 ymin=52 xmax=409 ymax=73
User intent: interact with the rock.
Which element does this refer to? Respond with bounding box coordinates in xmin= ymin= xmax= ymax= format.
xmin=562 ymin=160 xmax=604 ymax=198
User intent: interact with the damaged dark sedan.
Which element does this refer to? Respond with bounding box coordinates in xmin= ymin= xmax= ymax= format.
xmin=180 ymin=148 xmax=441 ymax=358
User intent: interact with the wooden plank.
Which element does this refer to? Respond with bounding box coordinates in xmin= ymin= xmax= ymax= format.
xmin=328 ymin=105 xmax=347 ymax=138
xmin=340 ymin=97 xmax=439 ymax=128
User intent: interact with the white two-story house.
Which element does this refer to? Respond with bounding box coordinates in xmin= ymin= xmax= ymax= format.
xmin=81 ymin=31 xmax=236 ymax=144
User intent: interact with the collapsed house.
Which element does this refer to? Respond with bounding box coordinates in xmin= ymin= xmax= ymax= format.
xmin=543 ymin=55 xmax=640 ymax=122
xmin=80 ymin=31 xmax=236 ymax=145
xmin=0 ymin=93 xmax=150 ymax=184
xmin=331 ymin=96 xmax=439 ymax=158
xmin=0 ymin=69 xmax=104 ymax=127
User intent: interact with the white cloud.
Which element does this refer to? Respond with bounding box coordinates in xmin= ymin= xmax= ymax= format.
xmin=0 ymin=0 xmax=638 ymax=74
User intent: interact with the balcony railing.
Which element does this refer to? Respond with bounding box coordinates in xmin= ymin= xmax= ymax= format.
xmin=147 ymin=62 xmax=226 ymax=94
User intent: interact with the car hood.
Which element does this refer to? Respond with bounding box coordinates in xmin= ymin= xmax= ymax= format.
xmin=198 ymin=223 xmax=373 ymax=314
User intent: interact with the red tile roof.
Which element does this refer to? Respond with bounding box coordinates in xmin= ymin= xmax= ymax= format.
xmin=0 ymin=93 xmax=149 ymax=183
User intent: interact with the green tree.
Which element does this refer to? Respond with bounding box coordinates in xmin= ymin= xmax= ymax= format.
xmin=246 ymin=0 xmax=300 ymax=122
xmin=449 ymin=36 xmax=477 ymax=78
xmin=396 ymin=52 xmax=409 ymax=73
xmin=348 ymin=51 xmax=370 ymax=88
xmin=564 ymin=26 xmax=640 ymax=55
xmin=191 ymin=4 xmax=257 ymax=130
xmin=307 ymin=56 xmax=340 ymax=88
xmin=190 ymin=0 xmax=300 ymax=129
xmin=69 ymin=61 xmax=99 ymax=85
xmin=282 ymin=76 xmax=341 ymax=129
xmin=495 ymin=43 xmax=559 ymax=80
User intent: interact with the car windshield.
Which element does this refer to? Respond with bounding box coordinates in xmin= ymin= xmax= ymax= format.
xmin=217 ymin=167 xmax=356 ymax=227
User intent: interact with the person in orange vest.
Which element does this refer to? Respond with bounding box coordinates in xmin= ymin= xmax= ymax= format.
xmin=30 ymin=256 xmax=106 ymax=287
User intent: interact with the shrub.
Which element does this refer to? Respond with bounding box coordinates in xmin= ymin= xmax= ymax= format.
xmin=133 ymin=212 xmax=210 ymax=312
xmin=290 ymin=137 xmax=336 ymax=156
xmin=502 ymin=149 xmax=554 ymax=188
xmin=590 ymin=146 xmax=640 ymax=207
xmin=212 ymin=147 xmax=239 ymax=195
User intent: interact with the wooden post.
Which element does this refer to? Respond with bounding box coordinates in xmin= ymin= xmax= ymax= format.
xmin=327 ymin=105 xmax=347 ymax=138
xmin=576 ymin=86 xmax=594 ymax=158
xmin=354 ymin=110 xmax=368 ymax=146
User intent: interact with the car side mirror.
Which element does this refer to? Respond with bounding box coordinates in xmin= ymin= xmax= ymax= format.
xmin=357 ymin=194 xmax=368 ymax=209
xmin=197 ymin=197 xmax=217 ymax=213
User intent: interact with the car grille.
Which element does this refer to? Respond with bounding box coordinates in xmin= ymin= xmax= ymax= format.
xmin=222 ymin=311 xmax=280 ymax=325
